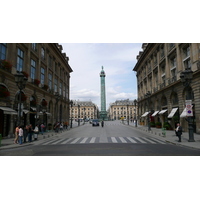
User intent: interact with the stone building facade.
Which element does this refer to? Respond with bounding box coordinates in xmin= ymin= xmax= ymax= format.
xmin=108 ymin=99 xmax=137 ymax=121
xmin=133 ymin=43 xmax=200 ymax=134
xmin=0 ymin=43 xmax=72 ymax=137
xmin=70 ymin=100 xmax=99 ymax=120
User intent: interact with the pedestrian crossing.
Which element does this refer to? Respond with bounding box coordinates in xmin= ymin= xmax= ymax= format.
xmin=37 ymin=136 xmax=166 ymax=145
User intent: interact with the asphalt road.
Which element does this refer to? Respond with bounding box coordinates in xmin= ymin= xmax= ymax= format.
xmin=1 ymin=121 xmax=200 ymax=156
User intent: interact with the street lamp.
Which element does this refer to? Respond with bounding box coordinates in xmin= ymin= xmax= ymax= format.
xmin=134 ymin=99 xmax=137 ymax=127
xmin=78 ymin=104 xmax=80 ymax=126
xmin=83 ymin=107 xmax=86 ymax=124
xmin=126 ymin=103 xmax=129 ymax=125
xmin=14 ymin=72 xmax=28 ymax=126
xmin=70 ymin=100 xmax=73 ymax=128
xmin=180 ymin=68 xmax=195 ymax=142
xmin=145 ymin=91 xmax=151 ymax=131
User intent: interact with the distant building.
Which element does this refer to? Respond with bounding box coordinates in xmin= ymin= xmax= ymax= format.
xmin=108 ymin=99 xmax=137 ymax=121
xmin=133 ymin=43 xmax=200 ymax=133
xmin=70 ymin=100 xmax=99 ymax=120
xmin=0 ymin=43 xmax=73 ymax=137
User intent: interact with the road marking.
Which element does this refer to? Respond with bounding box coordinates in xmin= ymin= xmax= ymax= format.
xmin=61 ymin=138 xmax=74 ymax=144
xmin=42 ymin=139 xmax=58 ymax=145
xmin=80 ymin=138 xmax=88 ymax=143
xmin=111 ymin=137 xmax=118 ymax=143
xmin=142 ymin=137 xmax=156 ymax=144
xmin=119 ymin=137 xmax=127 ymax=143
xmin=89 ymin=137 xmax=96 ymax=143
xmin=126 ymin=137 xmax=137 ymax=143
xmin=71 ymin=138 xmax=81 ymax=144
xmin=149 ymin=138 xmax=166 ymax=144
xmin=51 ymin=138 xmax=66 ymax=144
xmin=134 ymin=137 xmax=147 ymax=143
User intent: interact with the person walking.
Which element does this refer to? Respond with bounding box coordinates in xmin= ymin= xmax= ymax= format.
xmin=24 ymin=124 xmax=29 ymax=143
xmin=40 ymin=123 xmax=45 ymax=135
xmin=18 ymin=126 xmax=23 ymax=145
xmin=101 ymin=120 xmax=104 ymax=127
xmin=14 ymin=125 xmax=19 ymax=144
xmin=175 ymin=123 xmax=183 ymax=142
xmin=28 ymin=124 xmax=33 ymax=143
xmin=34 ymin=125 xmax=39 ymax=140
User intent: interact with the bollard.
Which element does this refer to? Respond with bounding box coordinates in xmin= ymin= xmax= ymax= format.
xmin=0 ymin=134 xmax=2 ymax=147
xmin=162 ymin=128 xmax=166 ymax=137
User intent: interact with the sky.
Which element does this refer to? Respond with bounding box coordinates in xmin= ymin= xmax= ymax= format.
xmin=61 ymin=43 xmax=142 ymax=110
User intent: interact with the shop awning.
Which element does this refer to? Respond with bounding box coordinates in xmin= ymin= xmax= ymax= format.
xmin=31 ymin=107 xmax=37 ymax=111
xmin=152 ymin=111 xmax=159 ymax=117
xmin=180 ymin=108 xmax=187 ymax=118
xmin=45 ymin=112 xmax=52 ymax=116
xmin=141 ymin=111 xmax=149 ymax=117
xmin=159 ymin=109 xmax=167 ymax=115
xmin=37 ymin=112 xmax=43 ymax=116
xmin=23 ymin=109 xmax=29 ymax=114
xmin=168 ymin=108 xmax=178 ymax=118
xmin=0 ymin=107 xmax=17 ymax=115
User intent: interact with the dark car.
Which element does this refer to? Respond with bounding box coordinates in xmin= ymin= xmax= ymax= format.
xmin=92 ymin=119 xmax=99 ymax=126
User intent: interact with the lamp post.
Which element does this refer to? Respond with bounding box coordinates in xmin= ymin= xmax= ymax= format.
xmin=126 ymin=103 xmax=129 ymax=125
xmin=78 ymin=104 xmax=80 ymax=126
xmin=55 ymin=92 xmax=60 ymax=122
xmin=14 ymin=72 xmax=28 ymax=126
xmin=180 ymin=68 xmax=195 ymax=142
xmin=83 ymin=107 xmax=86 ymax=124
xmin=70 ymin=100 xmax=73 ymax=128
xmin=134 ymin=99 xmax=137 ymax=127
xmin=145 ymin=91 xmax=151 ymax=131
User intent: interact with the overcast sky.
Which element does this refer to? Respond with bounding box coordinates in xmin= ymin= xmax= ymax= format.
xmin=61 ymin=43 xmax=142 ymax=109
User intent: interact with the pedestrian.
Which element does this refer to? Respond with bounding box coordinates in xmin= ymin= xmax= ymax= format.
xmin=175 ymin=123 xmax=183 ymax=142
xmin=54 ymin=122 xmax=60 ymax=133
xmin=14 ymin=125 xmax=19 ymax=144
xmin=101 ymin=120 xmax=104 ymax=127
xmin=18 ymin=126 xmax=23 ymax=145
xmin=40 ymin=123 xmax=45 ymax=135
xmin=34 ymin=125 xmax=39 ymax=140
xmin=28 ymin=124 xmax=33 ymax=142
xmin=24 ymin=124 xmax=29 ymax=143
xmin=59 ymin=122 xmax=63 ymax=133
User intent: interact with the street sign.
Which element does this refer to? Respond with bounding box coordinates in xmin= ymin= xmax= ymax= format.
xmin=185 ymin=100 xmax=193 ymax=117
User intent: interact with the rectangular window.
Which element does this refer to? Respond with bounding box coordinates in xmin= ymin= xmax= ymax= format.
xmin=32 ymin=43 xmax=37 ymax=51
xmin=48 ymin=73 xmax=52 ymax=89
xmin=54 ymin=78 xmax=58 ymax=92
xmin=48 ymin=56 xmax=52 ymax=68
xmin=30 ymin=59 xmax=36 ymax=80
xmin=59 ymin=82 xmax=62 ymax=95
xmin=0 ymin=43 xmax=6 ymax=60
xmin=41 ymin=47 xmax=45 ymax=60
xmin=183 ymin=46 xmax=191 ymax=69
xmin=17 ymin=48 xmax=24 ymax=72
xmin=63 ymin=84 xmax=66 ymax=98
xmin=41 ymin=67 xmax=45 ymax=85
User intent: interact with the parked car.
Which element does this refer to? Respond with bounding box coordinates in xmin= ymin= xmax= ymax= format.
xmin=92 ymin=119 xmax=99 ymax=126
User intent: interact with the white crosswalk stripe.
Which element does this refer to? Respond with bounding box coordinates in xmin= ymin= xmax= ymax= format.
xmin=38 ymin=136 xmax=165 ymax=145
xmin=119 ymin=137 xmax=127 ymax=143
xmin=111 ymin=137 xmax=118 ymax=143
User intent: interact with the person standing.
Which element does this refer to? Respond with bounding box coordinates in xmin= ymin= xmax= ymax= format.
xmin=34 ymin=125 xmax=39 ymax=140
xmin=14 ymin=125 xmax=19 ymax=144
xmin=101 ymin=120 xmax=104 ymax=127
xmin=18 ymin=126 xmax=23 ymax=145
xmin=40 ymin=123 xmax=45 ymax=135
xmin=24 ymin=124 xmax=29 ymax=143
xmin=175 ymin=123 xmax=183 ymax=142
xmin=28 ymin=124 xmax=33 ymax=142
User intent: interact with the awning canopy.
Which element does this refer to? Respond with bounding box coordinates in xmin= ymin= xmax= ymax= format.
xmin=159 ymin=109 xmax=167 ymax=115
xmin=180 ymin=108 xmax=187 ymax=118
xmin=23 ymin=109 xmax=29 ymax=114
xmin=168 ymin=108 xmax=178 ymax=118
xmin=141 ymin=111 xmax=149 ymax=117
xmin=0 ymin=107 xmax=17 ymax=115
xmin=45 ymin=112 xmax=52 ymax=116
xmin=152 ymin=111 xmax=159 ymax=117
xmin=31 ymin=107 xmax=37 ymax=111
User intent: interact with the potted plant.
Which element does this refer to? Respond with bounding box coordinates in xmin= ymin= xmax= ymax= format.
xmin=21 ymin=71 xmax=29 ymax=78
xmin=0 ymin=87 xmax=10 ymax=98
xmin=34 ymin=79 xmax=40 ymax=86
xmin=43 ymin=84 xmax=49 ymax=91
xmin=20 ymin=93 xmax=27 ymax=101
xmin=41 ymin=99 xmax=48 ymax=107
xmin=30 ymin=99 xmax=37 ymax=106
xmin=150 ymin=121 xmax=155 ymax=127
xmin=0 ymin=60 xmax=12 ymax=71
xmin=155 ymin=121 xmax=162 ymax=128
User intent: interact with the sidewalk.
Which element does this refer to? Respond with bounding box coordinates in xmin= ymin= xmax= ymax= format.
xmin=126 ymin=122 xmax=200 ymax=150
xmin=0 ymin=122 xmax=84 ymax=150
